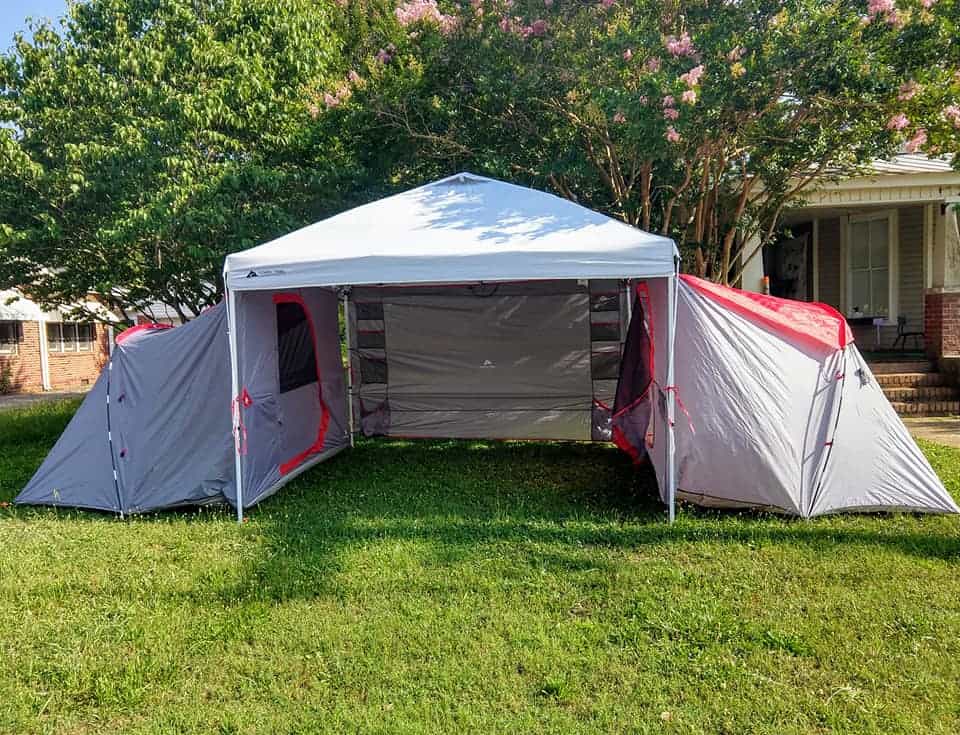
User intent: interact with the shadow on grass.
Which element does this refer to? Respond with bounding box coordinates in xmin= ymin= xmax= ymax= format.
xmin=208 ymin=438 xmax=960 ymax=603
xmin=4 ymin=399 xmax=958 ymax=605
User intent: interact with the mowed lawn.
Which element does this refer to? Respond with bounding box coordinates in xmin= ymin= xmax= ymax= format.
xmin=0 ymin=402 xmax=959 ymax=734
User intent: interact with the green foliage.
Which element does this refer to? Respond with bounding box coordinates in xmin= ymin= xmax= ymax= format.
xmin=0 ymin=0 xmax=362 ymax=321
xmin=1 ymin=401 xmax=960 ymax=732
xmin=339 ymin=0 xmax=960 ymax=282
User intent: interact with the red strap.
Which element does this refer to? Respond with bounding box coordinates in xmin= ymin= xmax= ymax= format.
xmin=660 ymin=383 xmax=695 ymax=435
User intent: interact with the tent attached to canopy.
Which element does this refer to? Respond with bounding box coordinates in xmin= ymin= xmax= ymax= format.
xmin=16 ymin=173 xmax=958 ymax=519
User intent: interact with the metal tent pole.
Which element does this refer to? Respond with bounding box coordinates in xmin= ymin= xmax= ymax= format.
xmin=343 ymin=289 xmax=355 ymax=448
xmin=665 ymin=265 xmax=679 ymax=523
xmin=227 ymin=287 xmax=244 ymax=523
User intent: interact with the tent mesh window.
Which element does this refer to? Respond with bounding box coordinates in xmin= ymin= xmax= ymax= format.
xmin=276 ymin=301 xmax=318 ymax=393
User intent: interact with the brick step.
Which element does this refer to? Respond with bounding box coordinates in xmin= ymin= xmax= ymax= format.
xmin=869 ymin=360 xmax=936 ymax=374
xmin=874 ymin=372 xmax=950 ymax=388
xmin=889 ymin=400 xmax=960 ymax=417
xmin=882 ymin=386 xmax=960 ymax=401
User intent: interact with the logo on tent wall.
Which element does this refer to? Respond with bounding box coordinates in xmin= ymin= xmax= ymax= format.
xmin=480 ymin=359 xmax=496 ymax=368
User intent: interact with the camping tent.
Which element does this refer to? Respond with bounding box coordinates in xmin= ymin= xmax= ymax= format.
xmin=16 ymin=172 xmax=958 ymax=519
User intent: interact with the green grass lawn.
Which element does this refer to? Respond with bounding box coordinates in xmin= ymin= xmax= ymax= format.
xmin=1 ymin=400 xmax=959 ymax=734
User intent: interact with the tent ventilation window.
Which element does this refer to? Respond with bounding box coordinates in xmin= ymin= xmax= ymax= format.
xmin=276 ymin=301 xmax=318 ymax=394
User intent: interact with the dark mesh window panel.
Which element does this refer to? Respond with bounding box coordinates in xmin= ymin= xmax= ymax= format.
xmin=591 ymin=321 xmax=620 ymax=342
xmin=357 ymin=330 xmax=386 ymax=349
xmin=591 ymin=350 xmax=620 ymax=380
xmin=276 ymin=301 xmax=318 ymax=394
xmin=590 ymin=293 xmax=619 ymax=312
xmin=355 ymin=302 xmax=384 ymax=320
xmin=359 ymin=356 xmax=388 ymax=384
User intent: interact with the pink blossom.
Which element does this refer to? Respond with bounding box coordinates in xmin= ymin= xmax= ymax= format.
xmin=662 ymin=95 xmax=675 ymax=107
xmin=623 ymin=48 xmax=633 ymax=61
xmin=681 ymin=89 xmax=697 ymax=104
xmin=544 ymin=0 xmax=553 ymax=6
xmin=376 ymin=48 xmax=393 ymax=64
xmin=665 ymin=32 xmax=696 ymax=58
xmin=868 ymin=0 xmax=895 ymax=15
xmin=663 ymin=107 xmax=679 ymax=120
xmin=613 ymin=111 xmax=626 ymax=124
xmin=665 ymin=126 xmax=681 ymax=143
xmin=308 ymin=103 xmax=320 ymax=118
xmin=395 ymin=0 xmax=458 ymax=32
xmin=679 ymin=64 xmax=705 ymax=87
xmin=904 ymin=127 xmax=927 ymax=153
xmin=644 ymin=57 xmax=662 ymax=73
xmin=726 ymin=46 xmax=745 ymax=62
xmin=348 ymin=70 xmax=362 ymax=84
xmin=898 ymin=80 xmax=919 ymax=101
xmin=498 ymin=16 xmax=511 ymax=32
xmin=638 ymin=95 xmax=648 ymax=105
xmin=921 ymin=0 xmax=937 ymax=8
xmin=944 ymin=104 xmax=960 ymax=128
xmin=886 ymin=113 xmax=910 ymax=130
xmin=530 ymin=18 xmax=548 ymax=36
xmin=600 ymin=0 xmax=615 ymax=8
xmin=323 ymin=92 xmax=340 ymax=108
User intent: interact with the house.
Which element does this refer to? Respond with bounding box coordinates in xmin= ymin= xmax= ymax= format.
xmin=0 ymin=290 xmax=115 ymax=394
xmin=747 ymin=154 xmax=960 ymax=415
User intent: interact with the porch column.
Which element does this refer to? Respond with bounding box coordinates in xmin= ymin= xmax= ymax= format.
xmin=739 ymin=233 xmax=765 ymax=293
xmin=924 ymin=202 xmax=960 ymax=361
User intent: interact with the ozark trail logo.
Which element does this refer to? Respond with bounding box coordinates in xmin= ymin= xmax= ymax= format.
xmin=480 ymin=359 xmax=496 ymax=368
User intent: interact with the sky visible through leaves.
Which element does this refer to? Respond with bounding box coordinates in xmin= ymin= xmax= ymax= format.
xmin=0 ymin=1 xmax=66 ymax=52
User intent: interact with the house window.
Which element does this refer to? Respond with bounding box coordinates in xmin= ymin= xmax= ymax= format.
xmin=847 ymin=214 xmax=894 ymax=318
xmin=46 ymin=322 xmax=96 ymax=353
xmin=276 ymin=301 xmax=318 ymax=393
xmin=0 ymin=321 xmax=21 ymax=354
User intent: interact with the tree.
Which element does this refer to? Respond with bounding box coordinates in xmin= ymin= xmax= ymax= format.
xmin=0 ymin=0 xmax=356 ymax=322
xmin=331 ymin=0 xmax=960 ymax=284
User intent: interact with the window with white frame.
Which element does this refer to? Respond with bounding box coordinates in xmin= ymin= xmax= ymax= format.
xmin=0 ymin=321 xmax=21 ymax=354
xmin=847 ymin=213 xmax=894 ymax=318
xmin=46 ymin=322 xmax=95 ymax=353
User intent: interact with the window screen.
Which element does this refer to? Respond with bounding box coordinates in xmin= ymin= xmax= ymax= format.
xmin=276 ymin=301 xmax=318 ymax=394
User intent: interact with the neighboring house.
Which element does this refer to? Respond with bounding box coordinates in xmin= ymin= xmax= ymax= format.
xmin=0 ymin=290 xmax=115 ymax=393
xmin=746 ymin=155 xmax=960 ymax=364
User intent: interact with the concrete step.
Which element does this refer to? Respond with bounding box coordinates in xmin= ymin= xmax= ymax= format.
xmin=889 ymin=400 xmax=960 ymax=417
xmin=874 ymin=372 xmax=949 ymax=388
xmin=882 ymin=386 xmax=960 ymax=402
xmin=869 ymin=360 xmax=936 ymax=374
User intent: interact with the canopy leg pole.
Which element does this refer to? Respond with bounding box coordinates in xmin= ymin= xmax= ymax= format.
xmin=666 ymin=266 xmax=679 ymax=524
xmin=343 ymin=289 xmax=355 ymax=448
xmin=227 ymin=287 xmax=244 ymax=523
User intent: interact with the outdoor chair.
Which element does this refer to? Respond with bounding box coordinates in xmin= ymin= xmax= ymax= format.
xmin=892 ymin=315 xmax=924 ymax=351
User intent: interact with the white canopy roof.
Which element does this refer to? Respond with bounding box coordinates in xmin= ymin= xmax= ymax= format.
xmin=224 ymin=173 xmax=678 ymax=290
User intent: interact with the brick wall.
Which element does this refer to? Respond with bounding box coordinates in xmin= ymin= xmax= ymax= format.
xmin=0 ymin=321 xmax=111 ymax=393
xmin=925 ymin=291 xmax=960 ymax=359
xmin=0 ymin=322 xmax=44 ymax=392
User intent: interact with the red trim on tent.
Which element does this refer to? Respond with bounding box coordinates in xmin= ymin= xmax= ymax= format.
xmin=272 ymin=292 xmax=332 ymax=476
xmin=115 ymin=322 xmax=174 ymax=344
xmin=612 ymin=424 xmax=644 ymax=465
xmin=680 ymin=275 xmax=852 ymax=354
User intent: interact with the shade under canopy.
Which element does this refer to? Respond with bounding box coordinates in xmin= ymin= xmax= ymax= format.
xmin=224 ymin=173 xmax=678 ymax=290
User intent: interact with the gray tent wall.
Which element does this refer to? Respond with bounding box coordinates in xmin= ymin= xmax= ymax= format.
xmin=17 ymin=304 xmax=234 ymax=513
xmin=230 ymin=287 xmax=348 ymax=513
xmin=347 ymin=281 xmax=631 ymax=442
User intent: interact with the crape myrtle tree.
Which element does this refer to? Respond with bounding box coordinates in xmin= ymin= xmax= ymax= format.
xmin=0 ymin=0 xmax=361 ymax=323
xmin=324 ymin=0 xmax=960 ymax=284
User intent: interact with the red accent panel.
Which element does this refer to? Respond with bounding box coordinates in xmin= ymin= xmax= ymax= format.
xmin=680 ymin=275 xmax=852 ymax=354
xmin=612 ymin=424 xmax=644 ymax=465
xmin=115 ymin=323 xmax=174 ymax=344
xmin=273 ymin=292 xmax=332 ymax=476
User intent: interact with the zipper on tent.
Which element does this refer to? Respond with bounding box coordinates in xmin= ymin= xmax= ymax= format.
xmin=805 ymin=349 xmax=849 ymax=517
